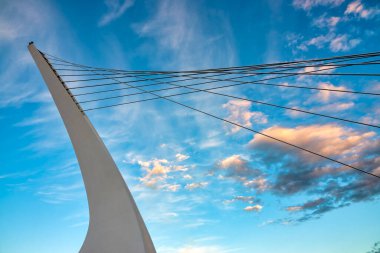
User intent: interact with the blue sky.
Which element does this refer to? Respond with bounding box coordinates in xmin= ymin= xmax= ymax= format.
xmin=1 ymin=0 xmax=380 ymax=252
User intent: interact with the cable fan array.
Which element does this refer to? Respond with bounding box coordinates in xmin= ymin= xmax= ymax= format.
xmin=41 ymin=50 xmax=380 ymax=179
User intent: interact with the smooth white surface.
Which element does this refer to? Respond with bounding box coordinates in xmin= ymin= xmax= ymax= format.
xmin=28 ymin=44 xmax=156 ymax=253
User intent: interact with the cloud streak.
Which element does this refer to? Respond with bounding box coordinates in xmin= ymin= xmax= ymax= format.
xmin=98 ymin=0 xmax=134 ymax=26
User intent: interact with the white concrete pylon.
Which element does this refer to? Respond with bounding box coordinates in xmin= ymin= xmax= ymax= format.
xmin=28 ymin=43 xmax=156 ymax=253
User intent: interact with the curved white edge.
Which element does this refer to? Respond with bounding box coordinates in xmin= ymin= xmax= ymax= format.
xmin=28 ymin=43 xmax=156 ymax=253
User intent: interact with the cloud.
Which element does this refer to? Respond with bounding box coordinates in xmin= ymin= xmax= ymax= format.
xmin=216 ymin=155 xmax=266 ymax=192
xmin=234 ymin=196 xmax=255 ymax=203
xmin=292 ymin=0 xmax=345 ymax=11
xmin=297 ymin=65 xmax=335 ymax=82
xmin=249 ymin=124 xmax=375 ymax=163
xmin=36 ymin=181 xmax=85 ymax=204
xmin=223 ymin=100 xmax=268 ymax=134
xmin=176 ymin=153 xmax=190 ymax=162
xmin=243 ymin=177 xmax=268 ymax=191
xmin=286 ymin=198 xmax=326 ymax=212
xmin=224 ymin=195 xmax=255 ymax=205
xmin=301 ymin=33 xmax=360 ymax=52
xmin=314 ymin=102 xmax=354 ymax=112
xmin=329 ymin=34 xmax=361 ymax=52
xmin=185 ymin=182 xmax=209 ymax=190
xmin=138 ymin=157 xmax=195 ymax=191
xmin=219 ymin=155 xmax=259 ymax=178
xmin=199 ymin=139 xmax=224 ymax=149
xmin=133 ymin=0 xmax=236 ymax=70
xmin=248 ymin=123 xmax=380 ymax=221
xmin=98 ymin=0 xmax=134 ymax=26
xmin=166 ymin=184 xmax=181 ymax=192
xmin=138 ymin=159 xmax=172 ymax=188
xmin=345 ymin=0 xmax=380 ymax=19
xmin=244 ymin=205 xmax=263 ymax=212
xmin=313 ymin=15 xmax=341 ymax=29
xmin=306 ymin=33 xmax=335 ymax=49
xmin=0 ymin=0 xmax=67 ymax=108
xmin=314 ymin=82 xmax=349 ymax=102
xmin=0 ymin=172 xmax=28 ymax=180
xmin=0 ymin=1 xmax=56 ymax=43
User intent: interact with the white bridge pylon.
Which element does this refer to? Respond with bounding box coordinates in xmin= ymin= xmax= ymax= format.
xmin=28 ymin=42 xmax=156 ymax=253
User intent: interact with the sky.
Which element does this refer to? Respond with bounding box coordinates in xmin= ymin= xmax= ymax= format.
xmin=1 ymin=0 xmax=380 ymax=252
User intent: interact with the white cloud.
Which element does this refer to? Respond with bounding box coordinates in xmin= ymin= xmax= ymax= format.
xmin=176 ymin=153 xmax=190 ymax=162
xmin=315 ymin=82 xmax=349 ymax=102
xmin=293 ymin=0 xmax=345 ymax=10
xmin=98 ymin=0 xmax=134 ymax=26
xmin=223 ymin=100 xmax=268 ymax=134
xmin=185 ymin=182 xmax=209 ymax=190
xmin=199 ymin=138 xmax=223 ymax=149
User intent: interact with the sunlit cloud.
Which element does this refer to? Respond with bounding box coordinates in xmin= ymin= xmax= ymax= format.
xmin=248 ymin=123 xmax=380 ymax=221
xmin=345 ymin=0 xmax=380 ymax=19
xmin=244 ymin=205 xmax=263 ymax=212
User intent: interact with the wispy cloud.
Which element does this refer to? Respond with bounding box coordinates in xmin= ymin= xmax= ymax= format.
xmin=98 ymin=0 xmax=135 ymax=26
xmin=329 ymin=34 xmax=361 ymax=52
xmin=133 ymin=0 xmax=236 ymax=70
xmin=36 ymin=181 xmax=85 ymax=204
xmin=312 ymin=14 xmax=341 ymax=29
xmin=293 ymin=0 xmax=345 ymax=11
